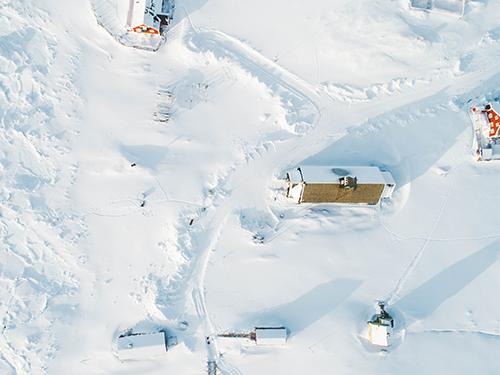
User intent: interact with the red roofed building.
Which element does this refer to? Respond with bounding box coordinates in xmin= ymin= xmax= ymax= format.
xmin=127 ymin=0 xmax=173 ymax=35
xmin=471 ymin=103 xmax=500 ymax=161
xmin=485 ymin=105 xmax=500 ymax=138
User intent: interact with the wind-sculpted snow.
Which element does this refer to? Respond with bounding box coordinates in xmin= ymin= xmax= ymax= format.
xmin=0 ymin=0 xmax=499 ymax=374
xmin=0 ymin=3 xmax=87 ymax=374
xmin=184 ymin=28 xmax=322 ymax=135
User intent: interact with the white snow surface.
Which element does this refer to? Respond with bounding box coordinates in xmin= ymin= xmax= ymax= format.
xmin=0 ymin=0 xmax=499 ymax=374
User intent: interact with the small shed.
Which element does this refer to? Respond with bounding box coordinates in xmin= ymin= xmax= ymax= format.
xmin=255 ymin=327 xmax=287 ymax=346
xmin=286 ymin=166 xmax=396 ymax=204
xmin=368 ymin=304 xmax=394 ymax=347
xmin=481 ymin=148 xmax=494 ymax=161
xmin=117 ymin=332 xmax=167 ymax=360
xmin=128 ymin=0 xmax=173 ymax=34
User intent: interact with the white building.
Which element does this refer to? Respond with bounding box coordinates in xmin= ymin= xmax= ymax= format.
xmin=368 ymin=304 xmax=394 ymax=347
xmin=286 ymin=166 xmax=395 ymax=204
xmin=117 ymin=332 xmax=167 ymax=360
xmin=255 ymin=327 xmax=287 ymax=346
xmin=368 ymin=318 xmax=394 ymax=347
xmin=127 ymin=0 xmax=173 ymax=34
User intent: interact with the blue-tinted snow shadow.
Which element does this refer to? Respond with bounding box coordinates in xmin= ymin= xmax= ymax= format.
xmin=244 ymin=278 xmax=363 ymax=337
xmin=120 ymin=144 xmax=169 ymax=171
xmin=299 ymin=79 xmax=500 ymax=194
xmin=0 ymin=28 xmax=37 ymax=61
xmin=174 ymin=0 xmax=210 ymax=26
xmin=299 ymin=99 xmax=467 ymax=193
xmin=394 ymin=240 xmax=500 ymax=322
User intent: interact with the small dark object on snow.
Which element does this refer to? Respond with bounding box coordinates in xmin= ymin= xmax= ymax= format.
xmin=140 ymin=201 xmax=146 ymax=207
xmin=280 ymin=214 xmax=284 ymax=218
xmin=189 ymin=219 xmax=194 ymax=225
xmin=131 ymin=163 xmax=136 ymax=167
xmin=252 ymin=234 xmax=264 ymax=244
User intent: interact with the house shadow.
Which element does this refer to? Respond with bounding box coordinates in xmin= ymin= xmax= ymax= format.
xmin=119 ymin=144 xmax=169 ymax=171
xmin=298 ymin=88 xmax=473 ymax=194
xmin=393 ymin=240 xmax=500 ymax=323
xmin=174 ymin=0 xmax=210 ymax=26
xmin=242 ymin=278 xmax=363 ymax=337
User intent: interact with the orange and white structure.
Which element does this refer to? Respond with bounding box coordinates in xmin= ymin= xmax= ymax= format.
xmin=471 ymin=103 xmax=500 ymax=161
xmin=127 ymin=0 xmax=173 ymax=35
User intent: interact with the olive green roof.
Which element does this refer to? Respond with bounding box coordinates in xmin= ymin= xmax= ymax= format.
xmin=301 ymin=183 xmax=385 ymax=204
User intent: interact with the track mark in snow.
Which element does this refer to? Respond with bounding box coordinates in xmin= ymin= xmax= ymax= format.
xmin=216 ymin=358 xmax=244 ymax=375
xmin=136 ymin=10 xmax=500 ymax=373
xmin=422 ymin=329 xmax=500 ymax=337
xmin=154 ymin=175 xmax=170 ymax=200
xmin=184 ymin=24 xmax=325 ymax=115
xmin=176 ymin=32 xmax=500 ymax=364
xmin=386 ymin=141 xmax=469 ymax=306
xmin=379 ymin=220 xmax=500 ymax=244
xmin=275 ymin=0 xmax=354 ymax=65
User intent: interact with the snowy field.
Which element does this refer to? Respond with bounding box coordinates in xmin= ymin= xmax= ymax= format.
xmin=0 ymin=0 xmax=499 ymax=374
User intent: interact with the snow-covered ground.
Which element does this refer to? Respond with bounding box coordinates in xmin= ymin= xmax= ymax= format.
xmin=0 ymin=0 xmax=499 ymax=374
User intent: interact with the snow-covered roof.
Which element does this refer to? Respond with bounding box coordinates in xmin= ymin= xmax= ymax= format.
xmin=255 ymin=327 xmax=287 ymax=346
xmin=380 ymin=171 xmax=396 ymax=199
xmin=117 ymin=332 xmax=167 ymax=360
xmin=368 ymin=313 xmax=394 ymax=347
xmin=287 ymin=169 xmax=302 ymax=184
xmin=289 ymin=166 xmax=388 ymax=184
xmin=380 ymin=171 xmax=395 ymax=186
xmin=369 ymin=322 xmax=392 ymax=346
